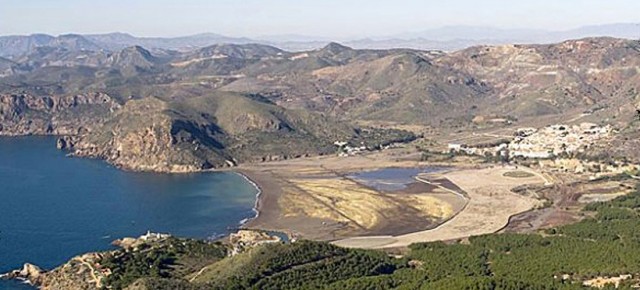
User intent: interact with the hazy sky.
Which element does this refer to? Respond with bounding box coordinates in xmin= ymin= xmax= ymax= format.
xmin=1 ymin=0 xmax=639 ymax=38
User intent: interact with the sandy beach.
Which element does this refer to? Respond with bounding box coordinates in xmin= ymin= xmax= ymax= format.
xmin=235 ymin=148 xmax=546 ymax=248
xmin=236 ymin=169 xmax=295 ymax=236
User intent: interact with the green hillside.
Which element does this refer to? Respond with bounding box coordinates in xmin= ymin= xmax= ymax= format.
xmin=30 ymin=185 xmax=640 ymax=290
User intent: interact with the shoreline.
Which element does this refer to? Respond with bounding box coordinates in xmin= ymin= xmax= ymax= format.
xmin=231 ymin=170 xmax=273 ymax=229
xmin=0 ymin=275 xmax=35 ymax=288
xmin=232 ymin=168 xmax=304 ymax=239
xmin=235 ymin=171 xmax=263 ymax=227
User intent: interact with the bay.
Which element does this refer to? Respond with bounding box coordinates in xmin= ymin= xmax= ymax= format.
xmin=0 ymin=137 xmax=258 ymax=289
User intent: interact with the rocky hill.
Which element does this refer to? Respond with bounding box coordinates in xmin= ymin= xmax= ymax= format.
xmin=220 ymin=39 xmax=639 ymax=127
xmin=433 ymin=38 xmax=640 ymax=160
xmin=2 ymin=24 xmax=638 ymax=56
xmin=58 ymin=93 xmax=357 ymax=172
xmin=0 ymin=34 xmax=57 ymax=58
xmin=4 ymin=38 xmax=636 ymax=124
xmin=2 ymin=91 xmax=414 ymax=172
xmin=0 ymin=34 xmax=102 ymax=58
xmin=436 ymin=38 xmax=640 ymax=117
xmin=2 ymin=37 xmax=640 ymax=167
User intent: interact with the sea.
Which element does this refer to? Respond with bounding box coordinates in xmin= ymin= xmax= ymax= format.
xmin=0 ymin=136 xmax=259 ymax=290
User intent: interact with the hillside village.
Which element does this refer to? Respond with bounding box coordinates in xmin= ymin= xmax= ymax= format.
xmin=448 ymin=123 xmax=638 ymax=176
xmin=509 ymin=123 xmax=613 ymax=159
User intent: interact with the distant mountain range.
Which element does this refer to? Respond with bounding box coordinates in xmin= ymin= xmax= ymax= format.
xmin=387 ymin=23 xmax=640 ymax=42
xmin=0 ymin=23 xmax=639 ymax=57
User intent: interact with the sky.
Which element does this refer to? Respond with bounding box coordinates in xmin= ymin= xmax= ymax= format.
xmin=0 ymin=0 xmax=639 ymax=38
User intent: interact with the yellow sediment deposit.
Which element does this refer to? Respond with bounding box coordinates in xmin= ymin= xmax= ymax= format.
xmin=280 ymin=178 xmax=453 ymax=230
xmin=395 ymin=194 xmax=453 ymax=219
xmin=279 ymin=181 xmax=347 ymax=222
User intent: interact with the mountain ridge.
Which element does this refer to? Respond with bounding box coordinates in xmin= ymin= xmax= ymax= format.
xmin=2 ymin=23 xmax=639 ymax=57
xmin=2 ymin=36 xmax=640 ymax=170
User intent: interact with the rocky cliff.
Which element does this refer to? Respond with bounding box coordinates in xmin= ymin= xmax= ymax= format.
xmin=0 ymin=93 xmax=119 ymax=136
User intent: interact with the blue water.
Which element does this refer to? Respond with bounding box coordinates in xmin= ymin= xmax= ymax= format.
xmin=0 ymin=137 xmax=258 ymax=289
xmin=349 ymin=167 xmax=443 ymax=191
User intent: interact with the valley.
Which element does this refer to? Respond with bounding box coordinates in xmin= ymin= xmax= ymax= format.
xmin=2 ymin=35 xmax=640 ymax=241
xmin=2 ymin=34 xmax=640 ymax=289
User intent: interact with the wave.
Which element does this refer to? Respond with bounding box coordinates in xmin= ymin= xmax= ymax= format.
xmin=234 ymin=172 xmax=262 ymax=226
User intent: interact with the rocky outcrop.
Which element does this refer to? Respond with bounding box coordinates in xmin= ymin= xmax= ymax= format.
xmin=3 ymin=259 xmax=98 ymax=290
xmin=229 ymin=230 xmax=282 ymax=255
xmin=56 ymin=135 xmax=77 ymax=150
xmin=2 ymin=257 xmax=109 ymax=290
xmin=3 ymin=263 xmax=44 ymax=283
xmin=2 ymin=234 xmax=168 ymax=290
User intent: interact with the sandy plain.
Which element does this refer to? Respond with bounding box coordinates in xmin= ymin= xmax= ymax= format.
xmin=237 ymin=148 xmax=547 ymax=247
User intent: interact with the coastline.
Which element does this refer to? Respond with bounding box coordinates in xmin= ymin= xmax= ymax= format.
xmin=235 ymin=171 xmax=262 ymax=226
xmin=0 ymin=275 xmax=36 ymax=289
xmin=232 ymin=168 xmax=301 ymax=239
xmin=0 ymin=135 xmax=549 ymax=250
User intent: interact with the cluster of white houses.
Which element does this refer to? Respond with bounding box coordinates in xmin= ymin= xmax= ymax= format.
xmin=334 ymin=141 xmax=368 ymax=157
xmin=448 ymin=123 xmax=613 ymax=160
